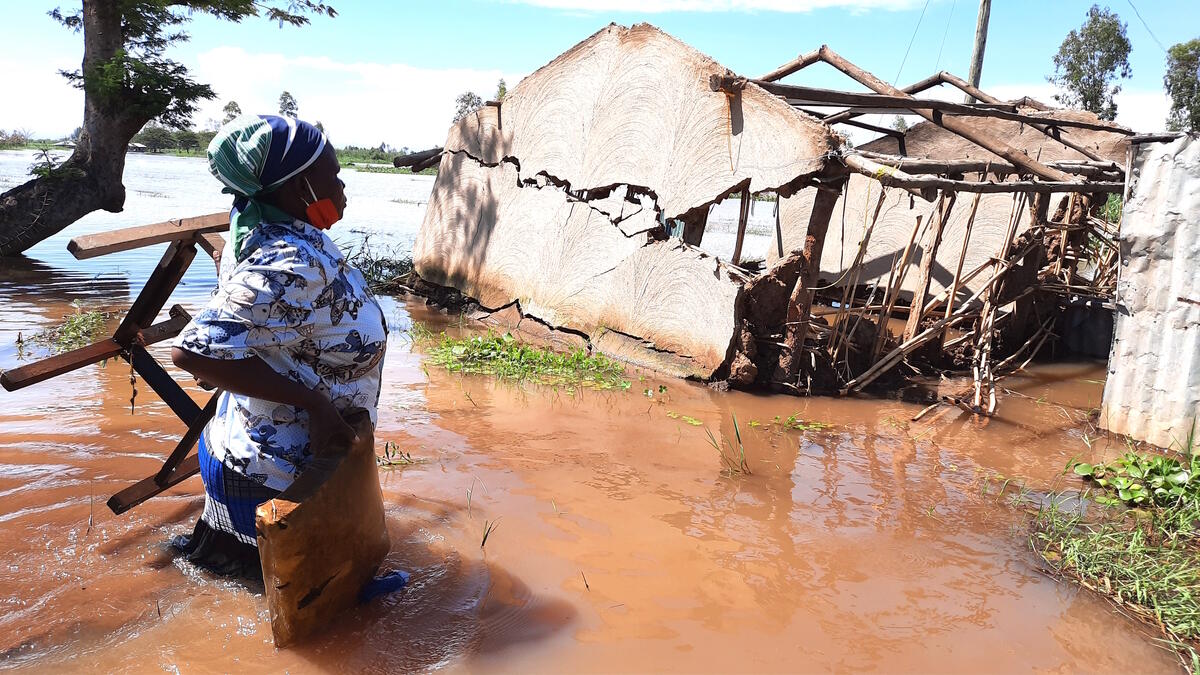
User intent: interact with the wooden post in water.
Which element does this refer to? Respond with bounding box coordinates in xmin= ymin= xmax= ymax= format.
xmin=778 ymin=167 xmax=848 ymax=388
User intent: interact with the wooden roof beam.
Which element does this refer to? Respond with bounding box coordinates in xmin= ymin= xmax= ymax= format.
xmin=842 ymin=153 xmax=1122 ymax=194
xmin=803 ymin=46 xmax=1077 ymax=182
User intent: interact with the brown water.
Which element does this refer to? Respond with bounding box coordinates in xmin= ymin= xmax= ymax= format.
xmin=0 ymin=151 xmax=1181 ymax=672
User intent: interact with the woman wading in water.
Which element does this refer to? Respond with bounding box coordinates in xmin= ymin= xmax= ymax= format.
xmin=170 ymin=114 xmax=387 ymax=578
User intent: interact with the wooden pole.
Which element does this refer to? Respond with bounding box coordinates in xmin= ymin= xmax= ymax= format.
xmin=841 ymin=154 xmax=1120 ymax=194
xmin=941 ymin=192 xmax=982 ymax=345
xmin=759 ymin=48 xmax=824 ymax=83
xmin=731 ymin=186 xmax=751 ymax=266
xmin=779 ymin=169 xmax=848 ymax=387
xmin=843 ymin=234 xmax=1040 ymax=394
xmin=830 ymin=186 xmax=888 ymax=358
xmin=965 ymin=0 xmax=992 ymax=104
xmin=902 ymin=192 xmax=958 ymax=342
xmin=808 ymin=46 xmax=1076 ymax=183
xmin=869 ymin=208 xmax=929 ymax=363
xmin=744 ymin=80 xmax=1131 ymax=136
xmin=851 ymin=151 xmax=1123 ymax=178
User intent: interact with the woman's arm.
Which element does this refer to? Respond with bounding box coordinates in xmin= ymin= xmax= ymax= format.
xmin=171 ymin=347 xmax=357 ymax=452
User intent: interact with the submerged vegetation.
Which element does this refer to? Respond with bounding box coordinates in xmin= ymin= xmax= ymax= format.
xmin=411 ymin=325 xmax=630 ymax=391
xmin=15 ymin=303 xmax=111 ymax=358
xmin=376 ymin=440 xmax=420 ymax=469
xmin=705 ymin=414 xmax=751 ymax=476
xmin=345 ymin=239 xmax=413 ymax=294
xmin=1032 ymin=435 xmax=1200 ymax=671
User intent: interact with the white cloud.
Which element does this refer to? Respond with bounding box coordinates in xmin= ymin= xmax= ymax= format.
xmin=500 ymin=0 xmax=922 ymax=11
xmin=0 ymin=48 xmax=518 ymax=149
xmin=983 ymin=83 xmax=1168 ymax=133
xmin=191 ymin=47 xmax=521 ymax=149
xmin=0 ymin=57 xmax=84 ymax=138
xmin=833 ymin=80 xmax=1171 ymax=146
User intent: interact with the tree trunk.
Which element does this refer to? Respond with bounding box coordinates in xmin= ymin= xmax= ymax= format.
xmin=0 ymin=0 xmax=149 ymax=257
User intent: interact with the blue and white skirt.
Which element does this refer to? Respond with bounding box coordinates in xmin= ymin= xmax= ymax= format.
xmin=172 ymin=434 xmax=279 ymax=577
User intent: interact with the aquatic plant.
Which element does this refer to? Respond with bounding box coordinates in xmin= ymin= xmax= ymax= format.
xmin=16 ymin=302 xmax=111 ymax=357
xmin=376 ymin=440 xmax=418 ymax=469
xmin=415 ymin=329 xmax=630 ymax=391
xmin=345 ymin=238 xmax=413 ymax=294
xmin=772 ymin=413 xmax=831 ymax=432
xmin=705 ymin=414 xmax=751 ymax=477
xmin=481 ymin=518 xmax=501 ymax=549
xmin=666 ymin=411 xmax=703 ymax=426
xmin=1033 ymin=435 xmax=1200 ymax=671
xmin=1072 ymin=452 xmax=1195 ymax=507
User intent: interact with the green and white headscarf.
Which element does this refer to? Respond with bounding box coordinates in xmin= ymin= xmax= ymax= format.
xmin=207 ymin=114 xmax=328 ymax=261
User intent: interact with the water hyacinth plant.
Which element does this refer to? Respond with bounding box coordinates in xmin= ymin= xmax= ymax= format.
xmin=1034 ymin=437 xmax=1200 ymax=670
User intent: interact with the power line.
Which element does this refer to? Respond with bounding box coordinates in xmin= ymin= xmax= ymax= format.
xmin=935 ymin=0 xmax=958 ymax=73
xmin=894 ymin=0 xmax=933 ymax=85
xmin=1125 ymin=0 xmax=1167 ymax=53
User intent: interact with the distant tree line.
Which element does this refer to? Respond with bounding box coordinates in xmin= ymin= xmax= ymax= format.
xmin=132 ymin=125 xmax=216 ymax=154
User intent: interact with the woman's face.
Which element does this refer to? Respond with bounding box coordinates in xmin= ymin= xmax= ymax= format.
xmin=303 ymin=145 xmax=347 ymax=218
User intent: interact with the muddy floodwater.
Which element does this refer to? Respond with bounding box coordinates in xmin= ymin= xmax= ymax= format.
xmin=0 ymin=151 xmax=1180 ymax=672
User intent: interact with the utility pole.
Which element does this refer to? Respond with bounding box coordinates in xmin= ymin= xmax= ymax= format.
xmin=965 ymin=0 xmax=991 ymax=104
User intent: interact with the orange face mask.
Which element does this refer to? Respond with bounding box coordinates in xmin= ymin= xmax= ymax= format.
xmin=303 ymin=177 xmax=341 ymax=230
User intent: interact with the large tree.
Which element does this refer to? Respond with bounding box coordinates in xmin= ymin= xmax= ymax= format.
xmin=0 ymin=1 xmax=335 ymax=257
xmin=1047 ymin=4 xmax=1132 ymax=121
xmin=135 ymin=125 xmax=175 ymax=152
xmin=221 ymin=99 xmax=242 ymax=123
xmin=174 ymin=128 xmax=199 ymax=152
xmin=453 ymin=91 xmax=482 ymax=122
xmin=1165 ymin=39 xmax=1200 ymax=132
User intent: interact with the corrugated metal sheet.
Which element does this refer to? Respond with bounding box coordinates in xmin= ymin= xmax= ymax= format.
xmin=1101 ymin=134 xmax=1200 ymax=449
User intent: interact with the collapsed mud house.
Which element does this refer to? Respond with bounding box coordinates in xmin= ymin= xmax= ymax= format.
xmin=407 ymin=23 xmax=1138 ymax=418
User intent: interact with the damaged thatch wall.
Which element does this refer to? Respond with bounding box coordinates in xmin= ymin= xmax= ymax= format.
xmin=413 ymin=23 xmax=836 ymax=378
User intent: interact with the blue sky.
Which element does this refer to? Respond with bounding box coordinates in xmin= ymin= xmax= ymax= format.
xmin=0 ymin=1 xmax=1192 ymax=147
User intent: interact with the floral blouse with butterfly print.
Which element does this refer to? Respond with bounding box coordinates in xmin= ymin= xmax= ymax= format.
xmin=174 ymin=218 xmax=387 ymax=491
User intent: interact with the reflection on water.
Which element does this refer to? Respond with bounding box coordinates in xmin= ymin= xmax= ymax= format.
xmin=0 ymin=151 xmax=1181 ymax=672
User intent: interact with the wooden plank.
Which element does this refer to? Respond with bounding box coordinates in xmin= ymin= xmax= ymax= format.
xmin=0 ymin=306 xmax=191 ymax=392
xmin=154 ymin=392 xmax=220 ymax=485
xmin=68 ymin=212 xmax=228 ymax=260
xmin=902 ymin=193 xmax=957 ymax=342
xmin=1 ymin=339 xmax=119 ymax=392
xmin=393 ymin=146 xmax=443 ymax=168
xmin=114 ymin=241 xmax=197 ymax=344
xmin=742 ymin=80 xmax=1132 ymax=136
xmin=730 ymin=186 xmax=750 ymax=265
xmin=194 ymin=231 xmax=225 ymax=272
xmin=853 ymin=151 xmax=1123 ymax=177
xmin=106 ymin=454 xmax=199 ymax=515
xmin=842 ymin=154 xmax=1122 ymax=194
xmin=127 ymin=345 xmax=203 ymax=426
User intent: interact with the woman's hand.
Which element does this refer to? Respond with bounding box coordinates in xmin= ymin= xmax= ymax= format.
xmin=305 ymin=397 xmax=359 ymax=456
xmin=172 ymin=348 xmax=359 ymax=453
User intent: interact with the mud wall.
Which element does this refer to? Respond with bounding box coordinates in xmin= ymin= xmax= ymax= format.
xmin=413 ymin=23 xmax=836 ymax=379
